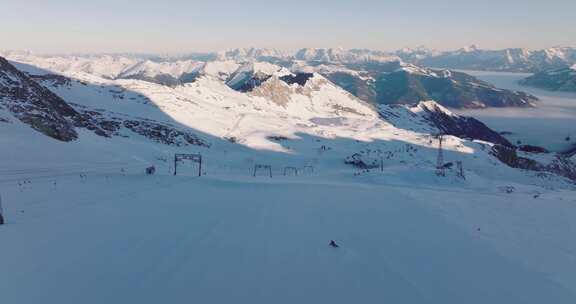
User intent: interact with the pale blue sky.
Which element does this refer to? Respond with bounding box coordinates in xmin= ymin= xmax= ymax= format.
xmin=2 ymin=0 xmax=575 ymax=54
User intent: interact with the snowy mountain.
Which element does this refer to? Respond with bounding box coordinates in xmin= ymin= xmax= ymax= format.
xmin=2 ymin=53 xmax=140 ymax=79
xmin=218 ymin=46 xmax=576 ymax=73
xmin=0 ymin=56 xmax=94 ymax=141
xmin=215 ymin=48 xmax=401 ymax=64
xmin=3 ymin=50 xmax=541 ymax=109
xmin=2 ymin=57 xmax=210 ymax=146
xmin=225 ymin=61 xmax=290 ymax=91
xmin=115 ymin=60 xmax=205 ymax=86
xmin=294 ymin=48 xmax=400 ymax=63
xmin=410 ymin=101 xmax=512 ymax=146
xmin=301 ymin=61 xmax=538 ymax=108
xmin=395 ymin=46 xmax=440 ymax=62
xmin=2 ymin=53 xmax=571 ymax=181
xmin=520 ymin=65 xmax=576 ymax=92
xmin=401 ymin=46 xmax=576 ymax=72
xmin=216 ymin=48 xmax=291 ymax=62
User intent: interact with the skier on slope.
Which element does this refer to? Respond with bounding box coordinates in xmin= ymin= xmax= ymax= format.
xmin=0 ymin=196 xmax=4 ymax=225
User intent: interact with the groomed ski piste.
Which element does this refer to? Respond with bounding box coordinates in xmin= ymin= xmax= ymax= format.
xmin=1 ymin=53 xmax=576 ymax=303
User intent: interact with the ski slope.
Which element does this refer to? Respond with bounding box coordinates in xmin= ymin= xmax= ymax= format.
xmin=1 ymin=169 xmax=576 ymax=303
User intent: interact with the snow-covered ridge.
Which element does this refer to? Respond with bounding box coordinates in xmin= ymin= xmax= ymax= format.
xmin=5 ymin=53 xmax=139 ymax=79
xmin=216 ymin=48 xmax=291 ymax=61
xmin=226 ymin=61 xmax=290 ymax=89
xmin=401 ymin=46 xmax=576 ymax=72
xmin=412 ymin=100 xmax=456 ymax=117
xmin=4 ymin=45 xmax=576 ymax=76
xmin=117 ymin=60 xmax=204 ymax=79
xmin=294 ymin=48 xmax=401 ymax=63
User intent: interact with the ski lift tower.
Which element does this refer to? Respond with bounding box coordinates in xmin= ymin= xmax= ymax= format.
xmin=435 ymin=133 xmax=445 ymax=176
xmin=174 ymin=153 xmax=203 ymax=176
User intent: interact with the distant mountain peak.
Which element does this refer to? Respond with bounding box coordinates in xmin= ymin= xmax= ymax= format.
xmin=458 ymin=44 xmax=479 ymax=53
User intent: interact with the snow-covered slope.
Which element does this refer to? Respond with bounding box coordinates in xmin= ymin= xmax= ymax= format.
xmin=216 ymin=47 xmax=291 ymax=61
xmin=0 ymin=56 xmax=93 ymax=141
xmin=4 ymin=53 xmax=140 ymax=79
xmin=225 ymin=61 xmax=290 ymax=91
xmin=302 ymin=60 xmax=539 ymax=108
xmin=294 ymin=48 xmax=400 ymax=63
xmin=116 ymin=60 xmax=204 ymax=85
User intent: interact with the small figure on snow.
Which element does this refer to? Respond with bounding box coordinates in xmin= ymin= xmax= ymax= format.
xmin=329 ymin=240 xmax=339 ymax=248
xmin=146 ymin=165 xmax=156 ymax=175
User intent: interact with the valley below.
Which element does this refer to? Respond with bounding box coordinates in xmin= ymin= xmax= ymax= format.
xmin=454 ymin=70 xmax=576 ymax=152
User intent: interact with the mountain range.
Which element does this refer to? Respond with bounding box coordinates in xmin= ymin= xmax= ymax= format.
xmin=297 ymin=61 xmax=537 ymax=108
xmin=399 ymin=45 xmax=576 ymax=73
xmin=2 ymin=52 xmax=574 ymax=181
xmin=2 ymin=49 xmax=541 ymax=109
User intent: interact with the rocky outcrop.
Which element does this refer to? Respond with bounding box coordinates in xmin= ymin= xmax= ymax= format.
xmin=0 ymin=56 xmax=203 ymax=147
xmin=73 ymin=105 xmax=210 ymax=147
xmin=491 ymin=145 xmax=576 ymax=181
xmin=280 ymin=73 xmax=314 ymax=86
xmin=0 ymin=56 xmax=82 ymax=141
xmin=248 ymin=76 xmax=292 ymax=106
xmin=412 ymin=101 xmax=513 ymax=146
xmin=232 ymin=72 xmax=272 ymax=92
xmin=518 ymin=145 xmax=549 ymax=154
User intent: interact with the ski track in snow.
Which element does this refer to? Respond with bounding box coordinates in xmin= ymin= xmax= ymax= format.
xmin=1 ymin=171 xmax=576 ymax=304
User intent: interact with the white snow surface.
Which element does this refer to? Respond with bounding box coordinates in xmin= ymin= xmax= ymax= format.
xmin=117 ymin=59 xmax=204 ymax=79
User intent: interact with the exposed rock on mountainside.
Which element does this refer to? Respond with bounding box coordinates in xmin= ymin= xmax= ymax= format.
xmin=411 ymin=101 xmax=513 ymax=146
xmin=73 ymin=105 xmax=210 ymax=147
xmin=520 ymin=66 xmax=576 ymax=92
xmin=225 ymin=62 xmax=287 ymax=91
xmin=0 ymin=56 xmax=82 ymax=141
xmin=231 ymin=72 xmax=272 ymax=92
xmin=246 ymin=72 xmax=334 ymax=107
xmin=1 ymin=56 xmax=211 ymax=146
xmin=280 ymin=73 xmax=314 ymax=86
xmin=491 ymin=145 xmax=576 ymax=181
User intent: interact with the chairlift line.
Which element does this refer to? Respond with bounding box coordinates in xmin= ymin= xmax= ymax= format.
xmin=174 ymin=153 xmax=203 ymax=176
